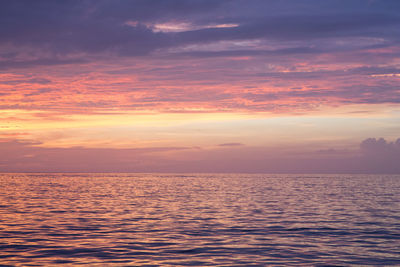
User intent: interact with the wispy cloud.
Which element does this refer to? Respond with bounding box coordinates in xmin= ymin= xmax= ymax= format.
xmin=218 ymin=142 xmax=244 ymax=147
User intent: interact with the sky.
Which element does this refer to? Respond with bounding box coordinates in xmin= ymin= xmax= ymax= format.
xmin=0 ymin=0 xmax=400 ymax=173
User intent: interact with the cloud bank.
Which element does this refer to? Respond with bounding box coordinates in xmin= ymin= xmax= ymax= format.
xmin=0 ymin=0 xmax=399 ymax=114
xmin=1 ymin=137 xmax=399 ymax=173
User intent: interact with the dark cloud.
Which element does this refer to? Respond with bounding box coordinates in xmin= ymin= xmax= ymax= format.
xmin=172 ymin=47 xmax=319 ymax=58
xmin=93 ymin=0 xmax=227 ymax=21
xmin=0 ymin=0 xmax=228 ymax=59
xmin=250 ymin=66 xmax=400 ymax=80
xmin=0 ymin=78 xmax=51 ymax=85
xmin=176 ymin=14 xmax=400 ymax=44
xmin=0 ymin=58 xmax=87 ymax=70
xmin=241 ymin=82 xmax=400 ymax=106
xmin=0 ymin=0 xmax=399 ymax=66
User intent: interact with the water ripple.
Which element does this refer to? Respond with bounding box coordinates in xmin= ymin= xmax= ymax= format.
xmin=0 ymin=173 xmax=399 ymax=265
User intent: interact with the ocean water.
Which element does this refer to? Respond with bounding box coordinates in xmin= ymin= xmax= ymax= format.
xmin=0 ymin=173 xmax=399 ymax=266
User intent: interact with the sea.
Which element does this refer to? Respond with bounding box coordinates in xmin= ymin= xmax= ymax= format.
xmin=0 ymin=173 xmax=399 ymax=266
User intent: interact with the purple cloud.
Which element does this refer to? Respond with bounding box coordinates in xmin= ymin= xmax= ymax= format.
xmin=218 ymin=142 xmax=244 ymax=147
xmin=1 ymin=137 xmax=399 ymax=173
xmin=1 ymin=0 xmax=399 ymax=65
xmin=0 ymin=1 xmax=399 ymax=114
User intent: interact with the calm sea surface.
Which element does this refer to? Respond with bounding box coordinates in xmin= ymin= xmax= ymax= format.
xmin=0 ymin=173 xmax=399 ymax=266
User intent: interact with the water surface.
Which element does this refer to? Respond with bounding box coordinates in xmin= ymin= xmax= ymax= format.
xmin=0 ymin=173 xmax=399 ymax=266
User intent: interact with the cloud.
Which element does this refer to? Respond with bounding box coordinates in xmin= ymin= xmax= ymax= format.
xmin=0 ymin=139 xmax=190 ymax=172
xmin=1 ymin=137 xmax=399 ymax=173
xmin=0 ymin=78 xmax=51 ymax=85
xmin=360 ymin=137 xmax=400 ymax=156
xmin=0 ymin=58 xmax=87 ymax=70
xmin=0 ymin=1 xmax=399 ymax=115
xmin=218 ymin=142 xmax=244 ymax=147
xmin=0 ymin=0 xmax=228 ymax=61
xmin=359 ymin=138 xmax=400 ymax=173
xmin=0 ymin=0 xmax=399 ymax=66
xmin=176 ymin=14 xmax=400 ymax=45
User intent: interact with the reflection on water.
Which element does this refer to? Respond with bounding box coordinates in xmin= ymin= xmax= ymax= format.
xmin=0 ymin=173 xmax=399 ymax=266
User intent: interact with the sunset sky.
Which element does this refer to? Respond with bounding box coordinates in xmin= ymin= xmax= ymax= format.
xmin=1 ymin=0 xmax=400 ymax=173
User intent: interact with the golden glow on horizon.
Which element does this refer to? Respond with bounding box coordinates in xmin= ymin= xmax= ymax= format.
xmin=1 ymin=103 xmax=399 ymax=150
